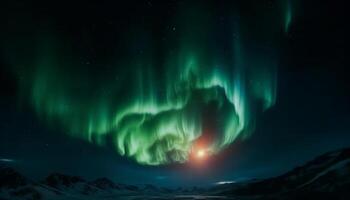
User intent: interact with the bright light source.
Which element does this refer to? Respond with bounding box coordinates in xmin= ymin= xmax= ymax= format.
xmin=197 ymin=149 xmax=206 ymax=158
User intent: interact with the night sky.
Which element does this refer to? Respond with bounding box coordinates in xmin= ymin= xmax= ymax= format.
xmin=0 ymin=0 xmax=347 ymax=187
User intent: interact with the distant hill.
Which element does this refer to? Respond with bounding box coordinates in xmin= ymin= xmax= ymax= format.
xmin=215 ymin=148 xmax=350 ymax=199
xmin=1 ymin=147 xmax=349 ymax=199
xmin=0 ymin=167 xmax=146 ymax=199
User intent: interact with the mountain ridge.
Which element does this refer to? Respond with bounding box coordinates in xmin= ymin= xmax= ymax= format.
xmin=1 ymin=147 xmax=350 ymax=199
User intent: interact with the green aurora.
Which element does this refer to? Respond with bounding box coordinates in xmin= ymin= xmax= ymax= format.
xmin=4 ymin=1 xmax=295 ymax=165
xmin=284 ymin=0 xmax=293 ymax=33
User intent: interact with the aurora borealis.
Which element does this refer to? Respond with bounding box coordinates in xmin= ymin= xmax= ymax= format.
xmin=24 ymin=43 xmax=276 ymax=165
xmin=3 ymin=1 xmax=288 ymax=165
xmin=0 ymin=0 xmax=347 ymax=189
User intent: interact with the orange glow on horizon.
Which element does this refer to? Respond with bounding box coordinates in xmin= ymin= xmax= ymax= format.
xmin=190 ymin=135 xmax=212 ymax=164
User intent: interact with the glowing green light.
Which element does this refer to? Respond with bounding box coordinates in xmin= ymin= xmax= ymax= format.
xmin=12 ymin=3 xmax=280 ymax=166
xmin=285 ymin=0 xmax=293 ymax=33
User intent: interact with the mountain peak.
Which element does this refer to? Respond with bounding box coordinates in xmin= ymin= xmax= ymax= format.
xmin=90 ymin=177 xmax=116 ymax=189
xmin=44 ymin=173 xmax=85 ymax=188
xmin=0 ymin=166 xmax=28 ymax=188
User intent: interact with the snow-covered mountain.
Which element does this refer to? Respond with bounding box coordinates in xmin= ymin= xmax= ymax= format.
xmin=217 ymin=148 xmax=350 ymax=199
xmin=1 ymin=147 xmax=349 ymax=199
xmin=0 ymin=168 xmax=144 ymax=200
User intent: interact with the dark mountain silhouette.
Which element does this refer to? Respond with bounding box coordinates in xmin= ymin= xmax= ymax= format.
xmin=89 ymin=177 xmax=116 ymax=190
xmin=0 ymin=147 xmax=349 ymax=199
xmin=0 ymin=167 xmax=28 ymax=189
xmin=44 ymin=173 xmax=85 ymax=189
xmin=0 ymin=167 xmax=40 ymax=200
xmin=216 ymin=148 xmax=350 ymax=199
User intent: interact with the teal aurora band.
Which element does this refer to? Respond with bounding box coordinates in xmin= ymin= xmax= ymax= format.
xmin=6 ymin=1 xmax=294 ymax=165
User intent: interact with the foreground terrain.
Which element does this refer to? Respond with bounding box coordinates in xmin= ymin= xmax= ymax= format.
xmin=1 ymin=148 xmax=350 ymax=200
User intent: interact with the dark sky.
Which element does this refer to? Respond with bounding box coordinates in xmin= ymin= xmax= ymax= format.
xmin=0 ymin=0 xmax=347 ymax=187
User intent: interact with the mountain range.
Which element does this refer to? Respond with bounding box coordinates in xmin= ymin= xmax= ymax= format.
xmin=1 ymin=148 xmax=350 ymax=199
